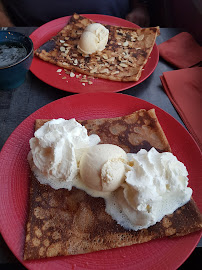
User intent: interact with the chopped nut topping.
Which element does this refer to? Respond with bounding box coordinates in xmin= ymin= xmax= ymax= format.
xmin=118 ymin=55 xmax=123 ymax=61
xmin=70 ymin=72 xmax=75 ymax=77
xmin=60 ymin=46 xmax=66 ymax=52
xmin=73 ymin=59 xmax=78 ymax=65
xmin=123 ymin=54 xmax=129 ymax=59
xmin=90 ymin=67 xmax=97 ymax=73
xmin=117 ymin=65 xmax=124 ymax=71
xmin=123 ymin=41 xmax=129 ymax=47
xmin=111 ymin=70 xmax=119 ymax=75
xmin=108 ymin=57 xmax=115 ymax=62
xmin=119 ymin=63 xmax=128 ymax=68
xmin=100 ymin=68 xmax=110 ymax=73
xmin=80 ymin=78 xmax=88 ymax=82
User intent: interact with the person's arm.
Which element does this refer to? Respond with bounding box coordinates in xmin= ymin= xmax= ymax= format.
xmin=0 ymin=0 xmax=14 ymax=27
xmin=126 ymin=0 xmax=150 ymax=27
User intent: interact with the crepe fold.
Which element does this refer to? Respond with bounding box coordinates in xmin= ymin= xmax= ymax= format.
xmin=35 ymin=13 xmax=159 ymax=82
xmin=24 ymin=109 xmax=202 ymax=260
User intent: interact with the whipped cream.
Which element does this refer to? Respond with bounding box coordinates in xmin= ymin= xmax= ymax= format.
xmin=28 ymin=118 xmax=100 ymax=190
xmin=105 ymin=148 xmax=192 ymax=230
xmin=78 ymin=23 xmax=109 ymax=54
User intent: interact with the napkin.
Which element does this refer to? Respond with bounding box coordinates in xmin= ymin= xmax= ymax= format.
xmin=160 ymin=67 xmax=202 ymax=151
xmin=158 ymin=32 xmax=202 ymax=68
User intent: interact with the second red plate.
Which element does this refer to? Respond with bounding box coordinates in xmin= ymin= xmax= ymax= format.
xmin=29 ymin=14 xmax=159 ymax=93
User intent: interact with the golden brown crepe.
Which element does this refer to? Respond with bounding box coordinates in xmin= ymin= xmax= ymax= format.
xmin=23 ymin=109 xmax=202 ymax=260
xmin=35 ymin=13 xmax=160 ymax=82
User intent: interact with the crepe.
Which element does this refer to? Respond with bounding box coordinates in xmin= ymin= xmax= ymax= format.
xmin=23 ymin=109 xmax=202 ymax=260
xmin=34 ymin=13 xmax=160 ymax=82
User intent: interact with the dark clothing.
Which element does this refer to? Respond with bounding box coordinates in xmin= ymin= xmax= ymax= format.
xmin=2 ymin=0 xmax=131 ymax=26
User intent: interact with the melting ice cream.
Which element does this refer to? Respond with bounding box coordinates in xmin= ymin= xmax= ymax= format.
xmin=78 ymin=23 xmax=109 ymax=54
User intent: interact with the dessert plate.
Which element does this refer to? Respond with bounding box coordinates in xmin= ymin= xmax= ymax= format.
xmin=29 ymin=14 xmax=159 ymax=93
xmin=0 ymin=93 xmax=201 ymax=270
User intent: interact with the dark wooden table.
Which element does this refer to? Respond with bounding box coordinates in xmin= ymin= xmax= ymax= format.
xmin=0 ymin=27 xmax=201 ymax=269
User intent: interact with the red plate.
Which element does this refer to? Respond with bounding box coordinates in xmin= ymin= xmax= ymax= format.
xmin=29 ymin=14 xmax=159 ymax=93
xmin=0 ymin=93 xmax=201 ymax=270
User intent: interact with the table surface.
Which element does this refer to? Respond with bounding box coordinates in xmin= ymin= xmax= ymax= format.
xmin=0 ymin=26 xmax=201 ymax=269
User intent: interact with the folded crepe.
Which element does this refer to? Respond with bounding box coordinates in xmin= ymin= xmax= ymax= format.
xmin=158 ymin=32 xmax=202 ymax=68
xmin=34 ymin=13 xmax=160 ymax=82
xmin=23 ymin=109 xmax=202 ymax=260
xmin=160 ymin=67 xmax=202 ymax=151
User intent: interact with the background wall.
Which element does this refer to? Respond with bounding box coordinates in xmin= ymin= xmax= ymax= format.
xmin=157 ymin=0 xmax=202 ymax=44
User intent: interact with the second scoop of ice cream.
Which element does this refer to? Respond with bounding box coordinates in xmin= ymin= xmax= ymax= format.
xmin=78 ymin=23 xmax=109 ymax=54
xmin=79 ymin=144 xmax=127 ymax=192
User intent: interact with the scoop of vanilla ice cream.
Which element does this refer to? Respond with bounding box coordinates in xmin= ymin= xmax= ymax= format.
xmin=28 ymin=118 xmax=100 ymax=190
xmin=79 ymin=144 xmax=127 ymax=192
xmin=78 ymin=23 xmax=109 ymax=54
xmin=105 ymin=147 xmax=192 ymax=231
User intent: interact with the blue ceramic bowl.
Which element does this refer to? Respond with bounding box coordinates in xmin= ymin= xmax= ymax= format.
xmin=0 ymin=31 xmax=34 ymax=90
